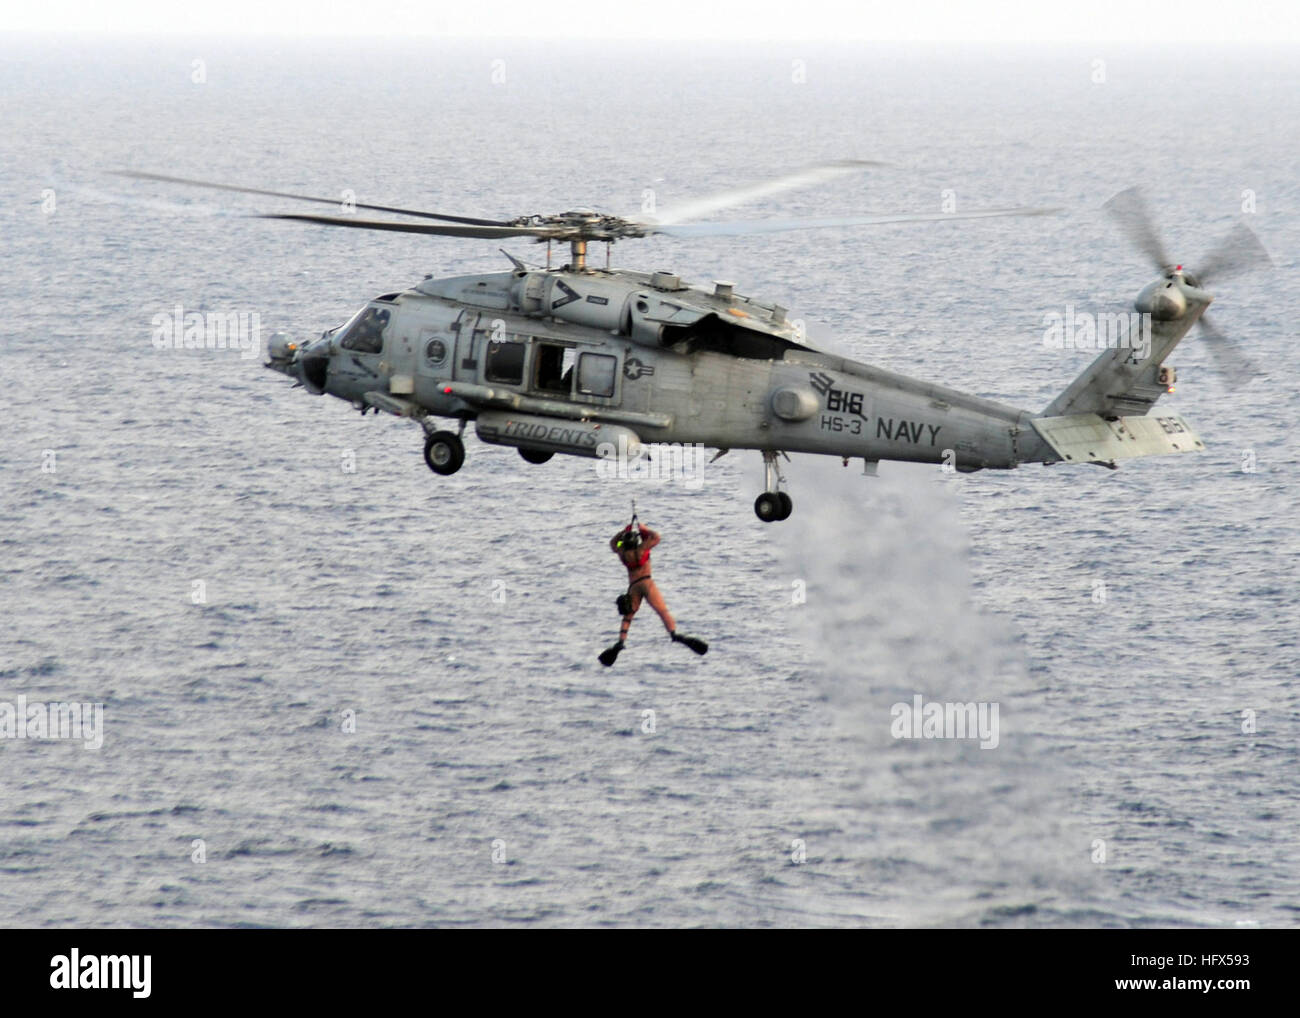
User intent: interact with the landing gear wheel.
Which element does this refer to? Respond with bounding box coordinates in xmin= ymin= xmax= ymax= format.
xmin=424 ymin=431 xmax=465 ymax=475
xmin=756 ymin=450 xmax=792 ymax=523
xmin=518 ymin=447 xmax=553 ymax=465
xmin=755 ymin=492 xmax=784 ymax=522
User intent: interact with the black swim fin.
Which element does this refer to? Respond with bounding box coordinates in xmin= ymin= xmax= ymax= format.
xmin=671 ymin=631 xmax=708 ymax=656
xmin=598 ymin=641 xmax=625 ymax=667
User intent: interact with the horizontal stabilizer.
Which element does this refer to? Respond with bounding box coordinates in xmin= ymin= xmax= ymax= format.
xmin=1032 ymin=412 xmax=1204 ymax=465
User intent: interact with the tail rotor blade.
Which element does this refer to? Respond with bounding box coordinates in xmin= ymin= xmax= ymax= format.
xmin=1196 ymin=221 xmax=1274 ymax=286
xmin=1103 ymin=186 xmax=1171 ymax=272
xmin=1199 ymin=313 xmax=1261 ymax=390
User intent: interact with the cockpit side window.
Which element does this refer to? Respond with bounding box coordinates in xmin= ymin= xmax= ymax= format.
xmin=577 ymin=353 xmax=617 ymax=397
xmin=484 ymin=340 xmax=526 ymax=385
xmin=339 ymin=307 xmax=390 ymax=354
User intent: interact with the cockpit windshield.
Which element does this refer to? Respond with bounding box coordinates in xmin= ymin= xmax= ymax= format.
xmin=326 ymin=307 xmax=364 ymax=340
xmin=337 ymin=306 xmax=391 ymax=354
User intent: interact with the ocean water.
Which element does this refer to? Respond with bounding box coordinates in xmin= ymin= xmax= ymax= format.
xmin=1 ymin=36 xmax=1297 ymax=927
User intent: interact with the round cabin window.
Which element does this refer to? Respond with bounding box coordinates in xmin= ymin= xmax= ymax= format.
xmin=425 ymin=338 xmax=447 ymax=364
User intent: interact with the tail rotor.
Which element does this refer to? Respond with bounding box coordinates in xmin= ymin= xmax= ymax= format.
xmin=1103 ymin=187 xmax=1273 ymax=390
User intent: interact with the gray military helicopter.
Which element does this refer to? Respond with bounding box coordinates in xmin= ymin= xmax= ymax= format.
xmin=122 ymin=168 xmax=1269 ymax=521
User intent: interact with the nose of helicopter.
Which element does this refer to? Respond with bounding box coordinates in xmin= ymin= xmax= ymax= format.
xmin=265 ymin=332 xmax=329 ymax=394
xmin=266 ymin=332 xmax=296 ymax=364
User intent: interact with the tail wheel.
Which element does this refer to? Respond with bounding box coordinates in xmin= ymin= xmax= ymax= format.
xmin=424 ymin=431 xmax=465 ymax=475
xmin=518 ymin=447 xmax=554 ymax=465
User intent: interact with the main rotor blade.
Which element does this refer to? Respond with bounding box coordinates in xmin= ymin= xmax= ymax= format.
xmin=1198 ymin=313 xmax=1261 ymax=390
xmin=650 ymin=159 xmax=886 ymax=226
xmin=649 ymin=205 xmax=1058 ymax=238
xmin=113 ymin=170 xmax=511 ymax=227
xmin=259 ymin=213 xmax=557 ymax=239
xmin=1103 ymin=186 xmax=1170 ymax=272
xmin=1196 ymin=221 xmax=1274 ymax=286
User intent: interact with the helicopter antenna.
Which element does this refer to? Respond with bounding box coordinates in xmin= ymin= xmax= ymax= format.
xmin=499 ymin=248 xmax=526 ymax=271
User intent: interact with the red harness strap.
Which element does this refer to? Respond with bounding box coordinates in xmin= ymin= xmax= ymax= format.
xmin=620 ymin=530 xmax=650 ymax=569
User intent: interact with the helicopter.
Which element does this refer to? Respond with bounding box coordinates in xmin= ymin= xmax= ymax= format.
xmin=119 ymin=166 xmax=1270 ymax=521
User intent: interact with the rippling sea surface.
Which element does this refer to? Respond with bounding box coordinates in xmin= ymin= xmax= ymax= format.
xmin=1 ymin=37 xmax=1297 ymax=927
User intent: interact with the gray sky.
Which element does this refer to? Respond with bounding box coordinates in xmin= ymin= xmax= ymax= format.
xmin=4 ymin=0 xmax=1299 ymax=42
